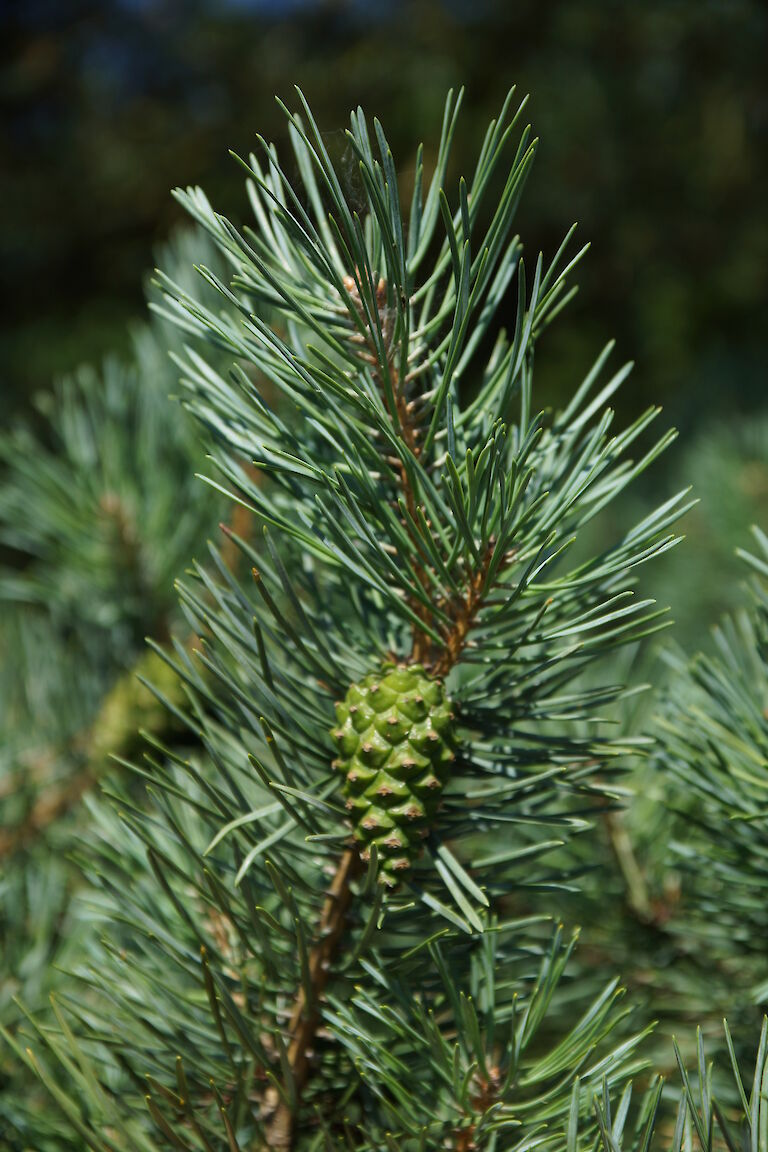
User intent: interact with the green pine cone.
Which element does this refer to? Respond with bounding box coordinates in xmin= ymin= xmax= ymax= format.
xmin=331 ymin=663 xmax=456 ymax=884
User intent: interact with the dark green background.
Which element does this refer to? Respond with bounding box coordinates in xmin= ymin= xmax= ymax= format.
xmin=2 ymin=0 xmax=766 ymax=430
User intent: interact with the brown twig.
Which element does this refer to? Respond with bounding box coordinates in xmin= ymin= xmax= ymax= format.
xmin=451 ymin=1064 xmax=503 ymax=1150
xmin=393 ymin=374 xmax=434 ymax=665
xmin=432 ymin=546 xmax=495 ymax=680
xmin=344 ymin=274 xmax=435 ymax=664
xmin=261 ymin=847 xmax=362 ymax=1148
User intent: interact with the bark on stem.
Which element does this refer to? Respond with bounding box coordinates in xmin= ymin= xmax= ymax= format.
xmin=432 ymin=547 xmax=495 ymax=679
xmin=261 ymin=848 xmax=362 ymax=1148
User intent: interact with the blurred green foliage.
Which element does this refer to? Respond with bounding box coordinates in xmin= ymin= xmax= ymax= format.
xmin=2 ymin=0 xmax=766 ymax=438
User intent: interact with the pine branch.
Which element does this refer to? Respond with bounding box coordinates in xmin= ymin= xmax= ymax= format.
xmin=567 ymin=1020 xmax=768 ymax=1152
xmin=0 ymin=226 xmax=233 ymax=1150
xmin=262 ymin=847 xmax=361 ymax=1149
xmin=0 ymin=646 xmax=186 ymax=861
xmin=0 ymin=453 xmax=256 ymax=866
xmin=651 ymin=525 xmax=768 ymax=960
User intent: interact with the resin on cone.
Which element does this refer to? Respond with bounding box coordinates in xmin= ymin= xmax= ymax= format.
xmin=332 ymin=663 xmax=456 ymax=883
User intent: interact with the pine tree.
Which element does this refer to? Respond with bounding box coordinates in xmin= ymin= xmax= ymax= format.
xmin=1 ymin=87 xmax=766 ymax=1152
